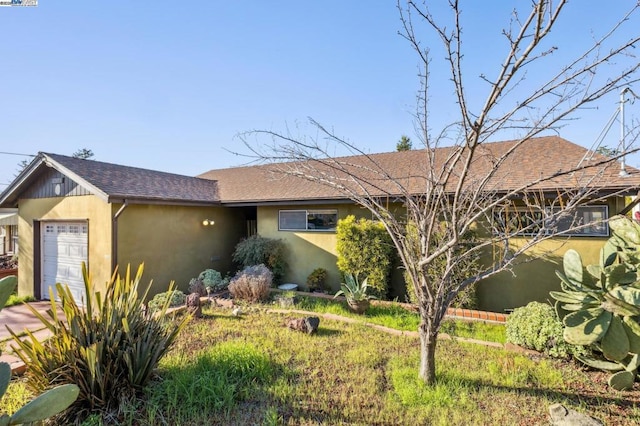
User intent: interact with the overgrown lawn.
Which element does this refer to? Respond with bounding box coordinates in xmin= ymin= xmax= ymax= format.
xmin=3 ymin=306 xmax=638 ymax=425
xmin=143 ymin=308 xmax=640 ymax=424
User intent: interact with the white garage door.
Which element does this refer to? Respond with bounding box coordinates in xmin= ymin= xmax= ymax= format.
xmin=42 ymin=221 xmax=88 ymax=305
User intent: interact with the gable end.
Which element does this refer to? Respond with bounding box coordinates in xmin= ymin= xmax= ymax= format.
xmin=21 ymin=168 xmax=92 ymax=199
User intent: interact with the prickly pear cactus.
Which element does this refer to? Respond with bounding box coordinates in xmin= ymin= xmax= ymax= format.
xmin=551 ymin=215 xmax=640 ymax=390
xmin=0 ymin=275 xmax=79 ymax=424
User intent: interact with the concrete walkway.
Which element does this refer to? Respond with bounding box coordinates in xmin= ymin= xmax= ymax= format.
xmin=0 ymin=301 xmax=59 ymax=374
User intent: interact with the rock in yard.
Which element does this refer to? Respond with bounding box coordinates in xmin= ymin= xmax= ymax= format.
xmin=186 ymin=293 xmax=202 ymax=318
xmin=286 ymin=316 xmax=320 ymax=334
xmin=286 ymin=318 xmax=304 ymax=332
xmin=304 ymin=316 xmax=320 ymax=334
xmin=548 ymin=403 xmax=603 ymax=426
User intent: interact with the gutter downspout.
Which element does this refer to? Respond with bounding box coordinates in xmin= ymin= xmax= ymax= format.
xmin=111 ymin=200 xmax=129 ymax=273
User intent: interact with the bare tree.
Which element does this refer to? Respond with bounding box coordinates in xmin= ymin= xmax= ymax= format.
xmin=240 ymin=0 xmax=640 ymax=384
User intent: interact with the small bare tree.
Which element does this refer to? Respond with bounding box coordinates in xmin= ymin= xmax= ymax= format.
xmin=240 ymin=0 xmax=640 ymax=384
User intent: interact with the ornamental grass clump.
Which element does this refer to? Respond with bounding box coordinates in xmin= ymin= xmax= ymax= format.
xmin=8 ymin=263 xmax=189 ymax=423
xmin=228 ymin=264 xmax=272 ymax=303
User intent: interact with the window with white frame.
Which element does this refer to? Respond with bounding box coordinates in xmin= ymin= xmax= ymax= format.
xmin=493 ymin=205 xmax=609 ymax=237
xmin=279 ymin=209 xmax=338 ymax=231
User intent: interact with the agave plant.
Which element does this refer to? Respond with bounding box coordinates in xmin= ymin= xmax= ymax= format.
xmin=334 ymin=274 xmax=375 ymax=314
xmin=551 ymin=215 xmax=640 ymax=390
xmin=335 ymin=274 xmax=375 ymax=302
xmin=0 ymin=275 xmax=79 ymax=425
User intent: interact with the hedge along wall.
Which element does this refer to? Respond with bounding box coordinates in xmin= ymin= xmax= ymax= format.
xmin=336 ymin=215 xmax=395 ymax=298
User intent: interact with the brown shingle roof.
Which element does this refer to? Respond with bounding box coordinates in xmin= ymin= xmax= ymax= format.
xmin=199 ymin=136 xmax=640 ymax=204
xmin=45 ymin=153 xmax=219 ymax=204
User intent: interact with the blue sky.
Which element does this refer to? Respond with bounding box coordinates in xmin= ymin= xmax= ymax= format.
xmin=1 ymin=1 xmax=639 ymax=190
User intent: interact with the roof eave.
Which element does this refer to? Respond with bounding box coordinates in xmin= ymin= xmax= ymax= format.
xmin=220 ymin=197 xmax=355 ymax=207
xmin=108 ymin=196 xmax=221 ymax=207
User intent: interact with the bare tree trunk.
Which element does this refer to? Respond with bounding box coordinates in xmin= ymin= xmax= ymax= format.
xmin=418 ymin=315 xmax=438 ymax=384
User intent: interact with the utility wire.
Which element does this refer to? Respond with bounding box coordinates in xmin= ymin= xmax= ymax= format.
xmin=0 ymin=151 xmax=36 ymax=157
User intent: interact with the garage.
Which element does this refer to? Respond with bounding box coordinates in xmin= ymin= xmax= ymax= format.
xmin=42 ymin=221 xmax=88 ymax=304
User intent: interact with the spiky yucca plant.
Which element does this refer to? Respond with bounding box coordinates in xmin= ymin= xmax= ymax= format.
xmin=8 ymin=263 xmax=189 ymax=422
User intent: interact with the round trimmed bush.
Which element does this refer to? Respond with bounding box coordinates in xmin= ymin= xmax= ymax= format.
xmin=505 ymin=301 xmax=586 ymax=359
xmin=148 ymin=290 xmax=187 ymax=312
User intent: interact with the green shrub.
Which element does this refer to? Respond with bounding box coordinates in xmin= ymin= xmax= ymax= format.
xmin=505 ymin=301 xmax=586 ymax=359
xmin=336 ymin=215 xmax=395 ymax=298
xmin=198 ymin=269 xmax=228 ymax=292
xmin=405 ymin=272 xmax=477 ymax=309
xmin=306 ymin=268 xmax=328 ymax=292
xmin=188 ymin=269 xmax=228 ymax=297
xmin=232 ymin=235 xmax=287 ymax=284
xmin=228 ymin=264 xmax=272 ymax=303
xmin=148 ymin=289 xmax=186 ymax=312
xmin=9 ymin=264 xmax=189 ymax=423
xmin=5 ymin=293 xmax=36 ymax=307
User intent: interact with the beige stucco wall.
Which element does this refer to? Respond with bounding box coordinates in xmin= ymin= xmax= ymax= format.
xmin=477 ymin=236 xmax=606 ymax=312
xmin=115 ymin=203 xmax=246 ymax=296
xmin=257 ymin=204 xmax=371 ymax=291
xmin=17 ymin=195 xmax=113 ymax=297
xmin=476 ymin=197 xmax=627 ymax=312
xmin=258 ymin=197 xmax=628 ymax=312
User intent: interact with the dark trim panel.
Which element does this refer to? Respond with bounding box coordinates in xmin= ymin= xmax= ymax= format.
xmin=33 ymin=220 xmax=41 ymax=300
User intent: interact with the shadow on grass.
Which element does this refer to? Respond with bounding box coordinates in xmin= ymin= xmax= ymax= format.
xmin=414 ymin=370 xmax=634 ymax=411
xmin=196 ymin=312 xmax=219 ymax=320
xmin=198 ymin=309 xmax=259 ymax=321
xmin=314 ymin=328 xmax=342 ymax=337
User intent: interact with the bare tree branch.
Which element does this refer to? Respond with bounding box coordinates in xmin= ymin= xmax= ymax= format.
xmin=238 ymin=0 xmax=640 ymax=384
